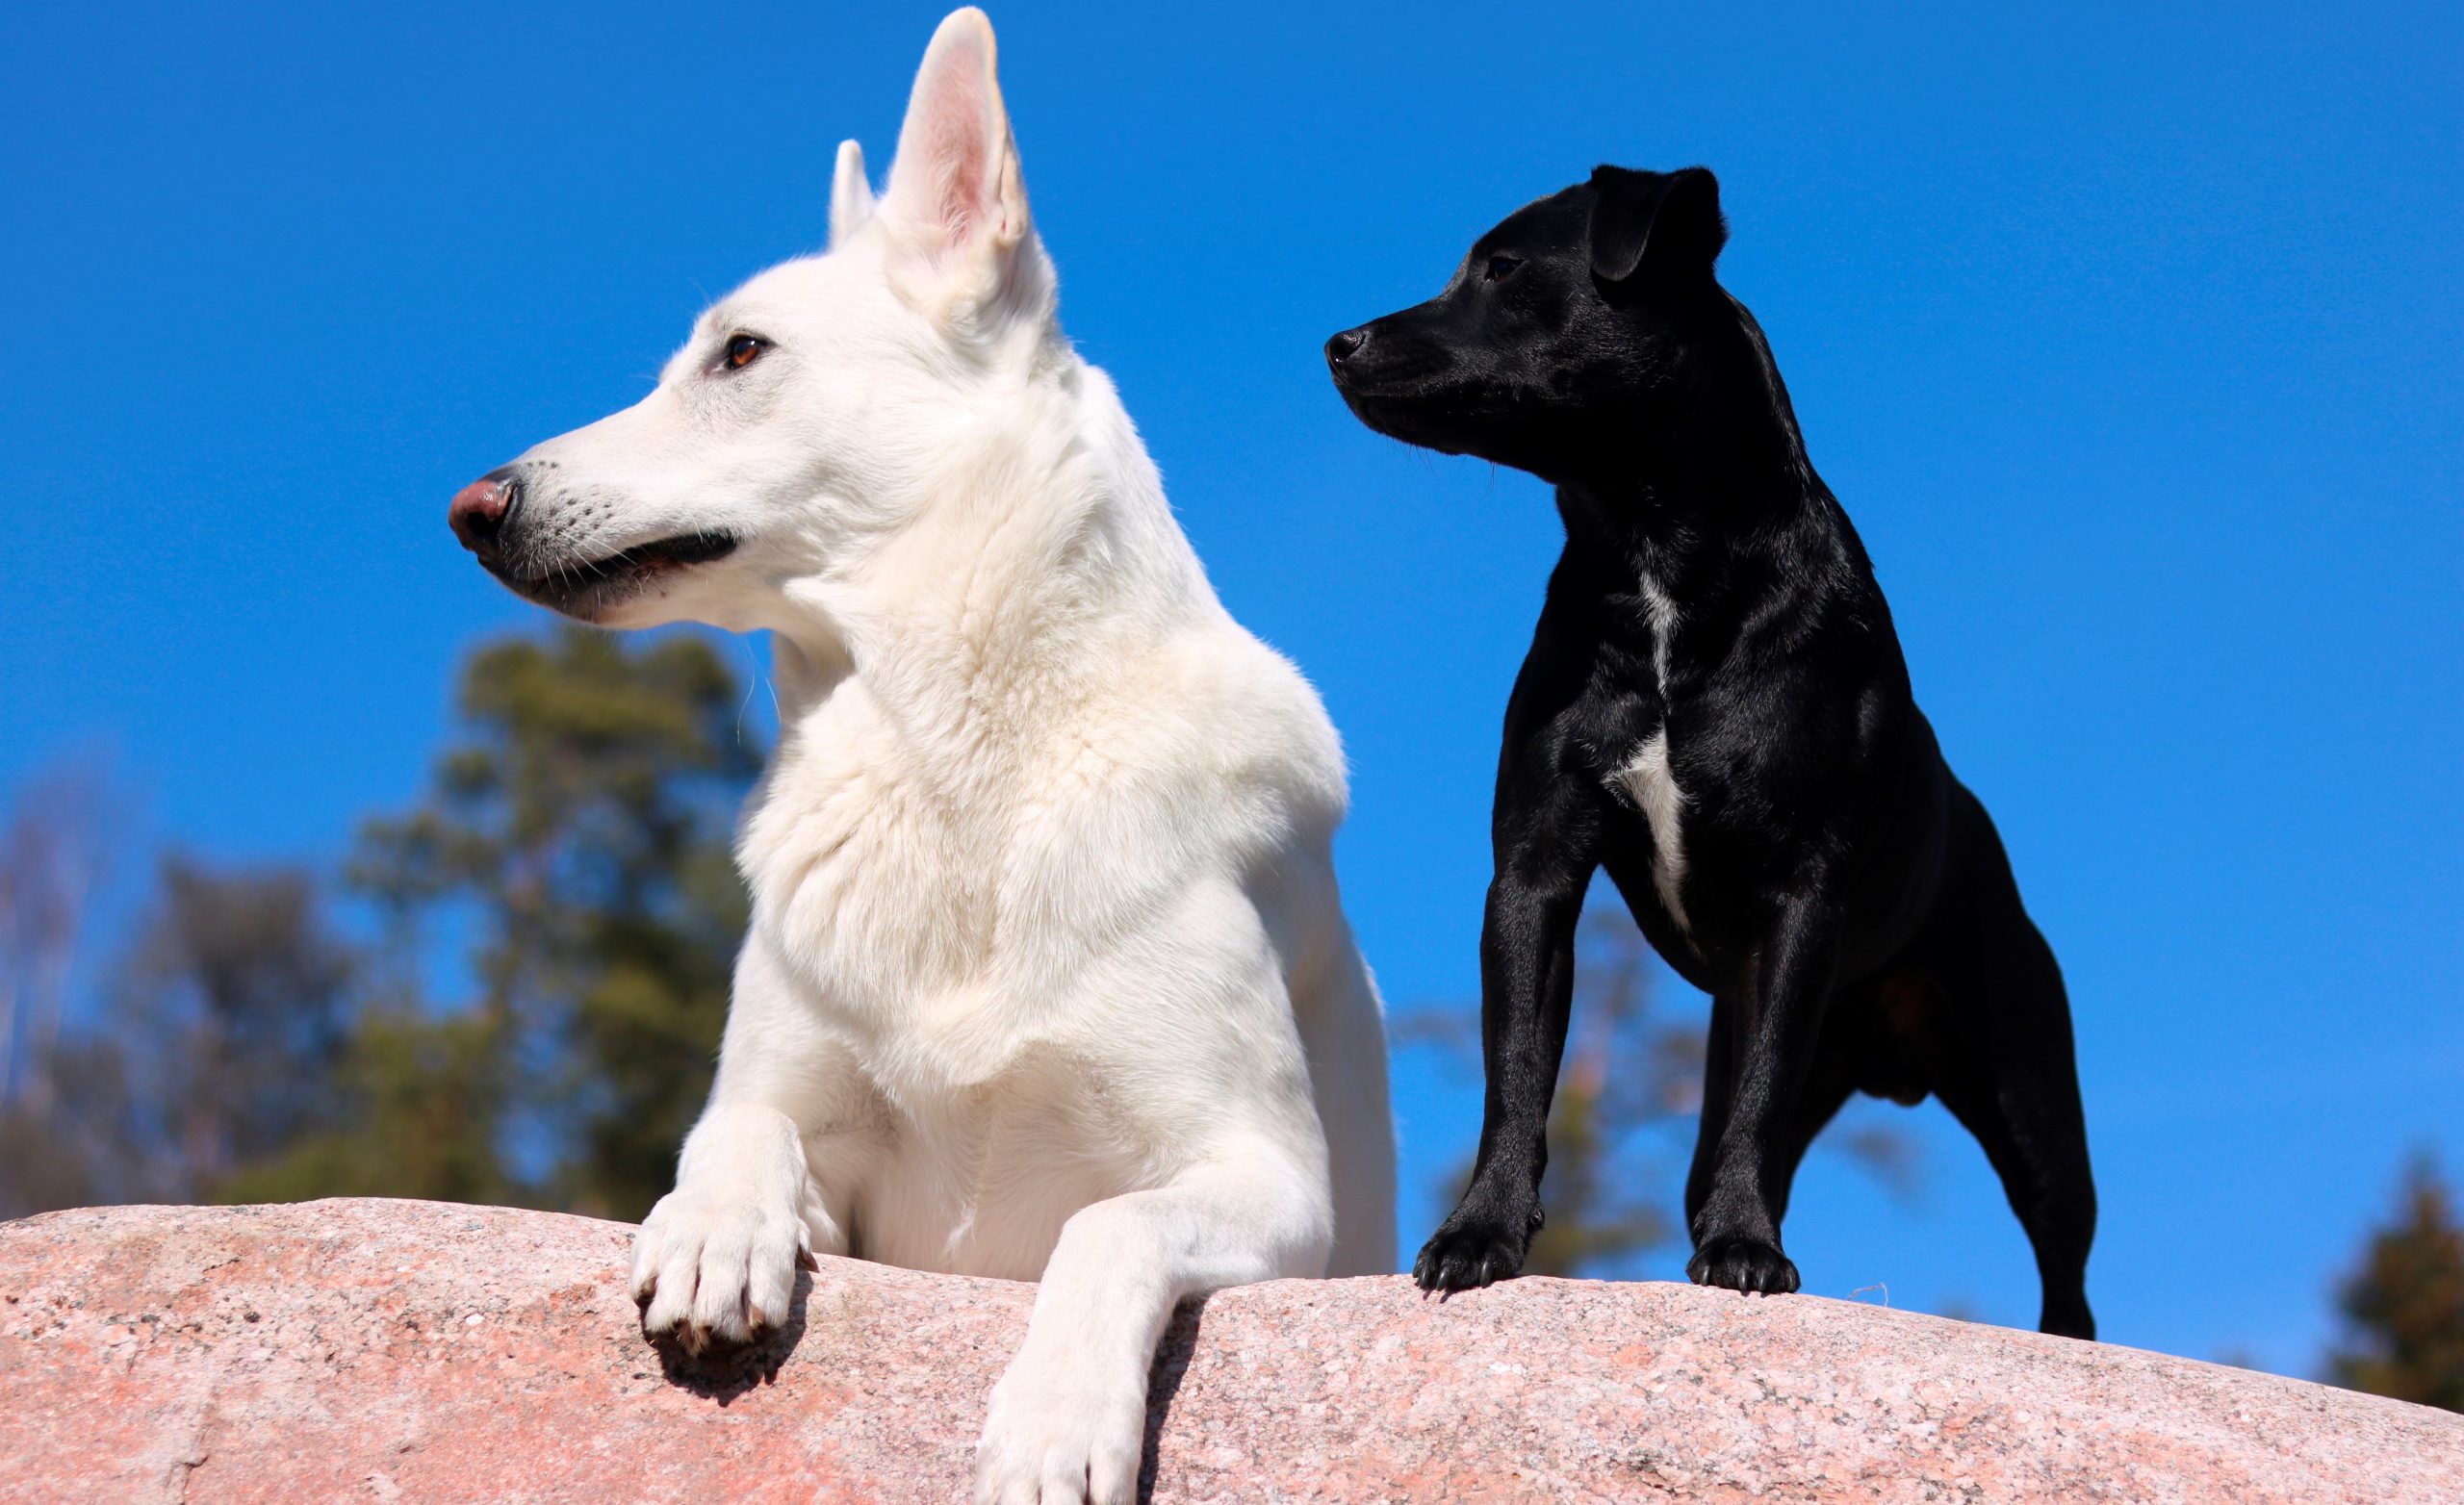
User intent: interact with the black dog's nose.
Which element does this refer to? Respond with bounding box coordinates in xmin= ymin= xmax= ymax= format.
xmin=449 ymin=466 xmax=523 ymax=559
xmin=1324 ymin=326 xmax=1369 ymax=370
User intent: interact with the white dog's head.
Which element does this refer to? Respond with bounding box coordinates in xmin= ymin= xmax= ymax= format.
xmin=447 ymin=8 xmax=1059 ymax=631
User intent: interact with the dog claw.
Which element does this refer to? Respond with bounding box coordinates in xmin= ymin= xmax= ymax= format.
xmin=1686 ymin=1234 xmax=1800 ymax=1296
xmin=1413 ymin=1213 xmax=1532 ymax=1295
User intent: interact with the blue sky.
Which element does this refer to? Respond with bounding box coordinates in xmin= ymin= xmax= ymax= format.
xmin=3 ymin=1 xmax=2456 ymax=1375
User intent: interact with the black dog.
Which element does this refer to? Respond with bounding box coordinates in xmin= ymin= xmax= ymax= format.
xmin=1326 ymin=166 xmax=2096 ymax=1339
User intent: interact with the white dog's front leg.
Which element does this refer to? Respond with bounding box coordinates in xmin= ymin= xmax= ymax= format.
xmin=974 ymin=1155 xmax=1330 ymax=1505
xmin=630 ymin=939 xmax=871 ymax=1353
xmin=631 ymin=1102 xmax=835 ymax=1352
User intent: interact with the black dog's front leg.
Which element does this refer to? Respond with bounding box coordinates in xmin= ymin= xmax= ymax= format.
xmin=1686 ymin=894 xmax=1842 ymax=1296
xmin=1414 ymin=779 xmax=1606 ymax=1292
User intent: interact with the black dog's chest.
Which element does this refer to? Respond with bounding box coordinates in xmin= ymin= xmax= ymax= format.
xmin=1591 ymin=569 xmax=1696 ymax=934
xmin=1580 ymin=561 xmax=1859 ymax=955
xmin=1603 ymin=723 xmax=1693 ymax=937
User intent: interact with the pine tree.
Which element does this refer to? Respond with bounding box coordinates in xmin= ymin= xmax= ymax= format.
xmin=244 ymin=625 xmax=760 ymax=1217
xmin=2326 ymin=1155 xmax=2464 ymax=1413
xmin=119 ymin=857 xmax=356 ymax=1193
xmin=3 ymin=849 xmax=359 ymax=1216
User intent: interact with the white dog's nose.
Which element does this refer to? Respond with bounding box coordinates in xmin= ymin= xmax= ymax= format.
xmin=449 ymin=469 xmax=519 ymax=557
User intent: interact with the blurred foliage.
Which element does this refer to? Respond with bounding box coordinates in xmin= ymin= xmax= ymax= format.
xmin=121 ymin=858 xmax=356 ymax=1192
xmin=0 ymin=625 xmax=758 ymax=1224
xmin=0 ymin=765 xmax=131 ymax=1220
xmin=332 ymin=625 xmax=757 ymax=1217
xmin=2326 ymin=1154 xmax=2464 ymax=1413
xmin=1401 ymin=906 xmax=1916 ymax=1279
xmin=0 ymin=762 xmax=112 ymax=1115
xmin=2 ymin=854 xmax=354 ymax=1217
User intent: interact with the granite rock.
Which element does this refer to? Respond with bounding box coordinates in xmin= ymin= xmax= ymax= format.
xmin=1 ymin=1198 xmax=2456 ymax=1503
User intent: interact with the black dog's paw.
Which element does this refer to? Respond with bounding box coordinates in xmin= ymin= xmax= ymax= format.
xmin=1686 ymin=1234 xmax=1800 ymax=1296
xmin=1413 ymin=1209 xmax=1537 ymax=1293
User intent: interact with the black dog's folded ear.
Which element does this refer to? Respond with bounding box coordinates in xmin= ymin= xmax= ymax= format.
xmin=1587 ymin=166 xmax=1727 ymax=284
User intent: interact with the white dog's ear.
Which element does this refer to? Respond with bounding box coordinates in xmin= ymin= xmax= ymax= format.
xmin=881 ymin=9 xmax=1037 ymax=298
xmin=830 ymin=140 xmax=874 ymax=247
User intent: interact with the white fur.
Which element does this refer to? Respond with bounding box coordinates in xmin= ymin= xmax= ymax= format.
xmin=1606 ymin=571 xmax=1689 ymax=932
xmin=493 ymin=13 xmax=1394 ymax=1501
xmin=829 ymin=139 xmax=874 ymax=247
xmin=1639 ymin=568 xmax=1681 ymax=695
xmin=1614 ymin=730 xmax=1689 ymax=933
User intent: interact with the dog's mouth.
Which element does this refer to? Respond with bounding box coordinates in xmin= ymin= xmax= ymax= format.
xmin=1326 ymin=339 xmax=1482 ymax=457
xmin=491 ymin=530 xmax=739 ymax=618
xmin=1331 ymin=381 xmax=1474 ymax=457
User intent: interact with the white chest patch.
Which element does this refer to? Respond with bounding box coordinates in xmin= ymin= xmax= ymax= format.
xmin=1614 ymin=730 xmax=1690 ymax=933
xmin=1611 ymin=567 xmax=1690 ymax=933
xmin=1638 ymin=573 xmax=1681 ymax=691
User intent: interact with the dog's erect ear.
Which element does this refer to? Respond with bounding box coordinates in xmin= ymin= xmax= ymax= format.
xmin=830 ymin=140 xmax=874 ymax=247
xmin=1587 ymin=166 xmax=1726 ymax=285
xmin=882 ymin=9 xmax=1032 ymax=273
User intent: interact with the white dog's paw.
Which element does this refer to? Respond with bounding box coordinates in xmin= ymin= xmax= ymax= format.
xmin=973 ymin=1354 xmax=1146 ymax=1505
xmin=630 ymin=1186 xmax=813 ymax=1354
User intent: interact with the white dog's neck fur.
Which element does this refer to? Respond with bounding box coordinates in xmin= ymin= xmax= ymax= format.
xmin=768 ymin=352 xmax=1213 ymax=753
xmin=739 ymin=347 xmax=1235 ymax=1036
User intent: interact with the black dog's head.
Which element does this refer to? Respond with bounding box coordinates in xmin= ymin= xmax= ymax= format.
xmin=1326 ymin=166 xmax=1730 ymax=481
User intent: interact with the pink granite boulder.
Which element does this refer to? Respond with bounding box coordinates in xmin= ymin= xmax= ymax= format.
xmin=1 ymin=1198 xmax=2455 ymax=1502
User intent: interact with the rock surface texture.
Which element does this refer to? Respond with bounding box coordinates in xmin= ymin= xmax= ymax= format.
xmin=2 ymin=1200 xmax=2458 ymax=1503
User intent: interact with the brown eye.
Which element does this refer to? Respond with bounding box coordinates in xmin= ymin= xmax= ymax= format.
xmin=722 ymin=333 xmax=768 ymax=370
xmin=1484 ymin=255 xmax=1524 ymax=283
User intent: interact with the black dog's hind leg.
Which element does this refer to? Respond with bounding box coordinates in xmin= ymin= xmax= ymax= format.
xmin=1924 ymin=791 xmax=2098 ymax=1339
xmin=1414 ymin=776 xmax=1615 ymax=1292
xmin=1686 ymin=893 xmax=1844 ymax=1296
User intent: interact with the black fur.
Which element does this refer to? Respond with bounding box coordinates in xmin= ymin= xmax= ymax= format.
xmin=1327 ymin=166 xmax=2096 ymax=1339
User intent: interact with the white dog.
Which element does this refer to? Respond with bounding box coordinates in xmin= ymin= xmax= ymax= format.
xmin=445 ymin=10 xmax=1395 ymax=1500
